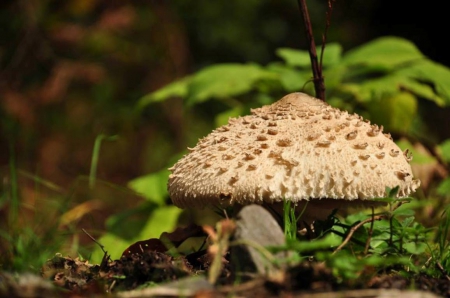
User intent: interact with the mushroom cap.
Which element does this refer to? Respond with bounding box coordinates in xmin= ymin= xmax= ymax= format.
xmin=168 ymin=92 xmax=420 ymax=209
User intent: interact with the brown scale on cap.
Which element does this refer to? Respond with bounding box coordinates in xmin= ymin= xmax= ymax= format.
xmin=168 ymin=93 xmax=420 ymax=221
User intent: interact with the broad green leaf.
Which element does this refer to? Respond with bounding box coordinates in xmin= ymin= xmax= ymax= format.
xmin=137 ymin=206 xmax=182 ymax=240
xmin=399 ymin=77 xmax=445 ymax=104
xmin=137 ymin=77 xmax=191 ymax=109
xmin=276 ymin=43 xmax=342 ymax=68
xmin=90 ymin=206 xmax=182 ymax=263
xmin=105 ymin=203 xmax=160 ymax=240
xmin=354 ymin=73 xmax=445 ymax=105
xmin=215 ymin=106 xmax=244 ymax=127
xmin=266 ymin=63 xmax=313 ymax=92
xmin=438 ymin=139 xmax=450 ymax=164
xmin=397 ymin=59 xmax=450 ymax=106
xmin=403 ymin=242 xmax=427 ymax=255
xmin=323 ymin=64 xmax=346 ymax=91
xmin=128 ymin=169 xmax=170 ymax=205
xmin=392 ymin=208 xmax=415 ymax=217
xmin=366 ymin=92 xmax=417 ymax=133
xmin=90 ymin=233 xmax=131 ymax=263
xmin=342 ymin=36 xmax=424 ymax=70
xmin=186 ymin=63 xmax=278 ymax=105
xmin=276 ymin=48 xmax=310 ymax=68
xmin=320 ymin=43 xmax=343 ymax=67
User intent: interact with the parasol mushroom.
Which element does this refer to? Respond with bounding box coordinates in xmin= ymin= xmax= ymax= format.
xmin=167 ymin=92 xmax=420 ymax=223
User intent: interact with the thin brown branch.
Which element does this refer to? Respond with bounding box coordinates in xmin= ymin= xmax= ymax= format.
xmin=320 ymin=0 xmax=336 ymax=70
xmin=296 ymin=0 xmax=325 ymax=101
xmin=333 ymin=215 xmax=385 ymax=254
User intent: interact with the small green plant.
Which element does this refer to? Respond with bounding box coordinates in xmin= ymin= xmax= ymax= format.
xmin=283 ymin=200 xmax=308 ymax=241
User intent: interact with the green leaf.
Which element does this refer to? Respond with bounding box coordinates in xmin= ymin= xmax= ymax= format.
xmin=399 ymin=76 xmax=446 ymax=105
xmin=342 ymin=36 xmax=424 ymax=70
xmin=403 ymin=242 xmax=427 ymax=255
xmin=320 ymin=43 xmax=343 ymax=67
xmin=397 ymin=59 xmax=450 ymax=106
xmin=276 ymin=48 xmax=310 ymax=68
xmin=186 ymin=63 xmax=278 ymax=105
xmin=90 ymin=233 xmax=131 ymax=263
xmin=90 ymin=206 xmax=182 ymax=263
xmin=137 ymin=77 xmax=191 ymax=109
xmin=366 ymin=91 xmax=417 ymax=133
xmin=128 ymin=169 xmax=170 ymax=205
xmin=283 ymin=233 xmax=341 ymax=252
xmin=137 ymin=206 xmax=182 ymax=240
xmin=392 ymin=208 xmax=415 ymax=217
xmin=438 ymin=139 xmax=450 ymax=164
xmin=276 ymin=43 xmax=342 ymax=68
xmin=266 ymin=63 xmax=313 ymax=92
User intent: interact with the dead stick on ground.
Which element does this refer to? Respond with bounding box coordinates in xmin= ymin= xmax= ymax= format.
xmin=333 ymin=215 xmax=385 ymax=254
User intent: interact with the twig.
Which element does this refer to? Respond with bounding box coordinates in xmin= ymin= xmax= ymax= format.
xmin=82 ymin=228 xmax=111 ymax=269
xmin=82 ymin=228 xmax=106 ymax=253
xmin=319 ymin=0 xmax=336 ymax=70
xmin=364 ymin=207 xmax=375 ymax=254
xmin=296 ymin=0 xmax=325 ymax=101
xmin=333 ymin=215 xmax=385 ymax=254
xmin=436 ymin=262 xmax=450 ymax=281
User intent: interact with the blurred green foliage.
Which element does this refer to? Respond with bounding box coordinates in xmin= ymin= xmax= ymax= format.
xmin=140 ymin=36 xmax=450 ymax=138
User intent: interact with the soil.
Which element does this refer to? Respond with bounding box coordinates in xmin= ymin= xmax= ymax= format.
xmin=1 ymin=249 xmax=446 ymax=298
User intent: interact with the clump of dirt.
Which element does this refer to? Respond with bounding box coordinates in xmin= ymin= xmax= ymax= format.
xmin=42 ymin=251 xmax=193 ymax=292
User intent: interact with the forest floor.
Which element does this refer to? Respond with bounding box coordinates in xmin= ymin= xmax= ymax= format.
xmin=1 ymin=239 xmax=449 ymax=297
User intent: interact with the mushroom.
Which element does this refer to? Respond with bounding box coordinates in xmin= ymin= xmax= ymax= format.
xmin=168 ymin=93 xmax=420 ymax=224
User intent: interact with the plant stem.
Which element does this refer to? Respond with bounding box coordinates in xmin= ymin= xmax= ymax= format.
xmin=296 ymin=0 xmax=325 ymax=101
xmin=8 ymin=141 xmax=19 ymax=225
xmin=89 ymin=134 xmax=118 ymax=189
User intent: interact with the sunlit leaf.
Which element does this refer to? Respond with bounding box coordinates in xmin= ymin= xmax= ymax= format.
xmin=276 ymin=48 xmax=310 ymax=68
xmin=397 ymin=59 xmax=450 ymax=106
xmin=403 ymin=242 xmax=427 ymax=255
xmin=438 ymin=139 xmax=450 ymax=164
xmin=137 ymin=77 xmax=191 ymax=109
xmin=266 ymin=63 xmax=313 ymax=92
xmin=366 ymin=92 xmax=417 ymax=133
xmin=186 ymin=64 xmax=278 ymax=105
xmin=128 ymin=169 xmax=170 ymax=205
xmin=90 ymin=206 xmax=182 ymax=263
xmin=276 ymin=43 xmax=342 ymax=68
xmin=90 ymin=233 xmax=131 ymax=263
xmin=137 ymin=206 xmax=182 ymax=240
xmin=320 ymin=43 xmax=343 ymax=67
xmin=341 ymin=36 xmax=424 ymax=70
